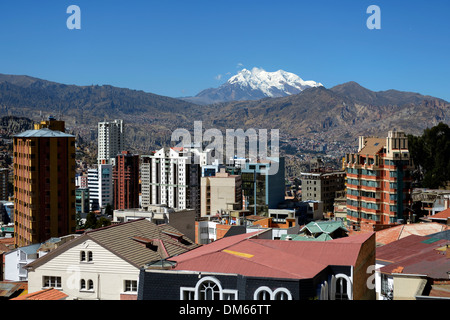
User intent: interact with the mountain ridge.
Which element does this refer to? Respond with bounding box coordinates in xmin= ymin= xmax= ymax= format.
xmin=0 ymin=72 xmax=448 ymax=157
xmin=182 ymin=67 xmax=323 ymax=105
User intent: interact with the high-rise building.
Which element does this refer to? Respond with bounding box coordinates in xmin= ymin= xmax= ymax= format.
xmin=0 ymin=168 xmax=9 ymax=201
xmin=113 ymin=151 xmax=139 ymax=210
xmin=75 ymin=188 xmax=90 ymax=214
xmin=241 ymin=157 xmax=285 ymax=216
xmin=13 ymin=123 xmax=76 ymax=247
xmin=97 ymin=119 xmax=124 ymax=165
xmin=87 ymin=164 xmax=113 ymax=212
xmin=200 ymin=168 xmax=242 ymax=217
xmin=140 ymin=147 xmax=201 ymax=214
xmin=344 ymin=131 xmax=414 ymax=232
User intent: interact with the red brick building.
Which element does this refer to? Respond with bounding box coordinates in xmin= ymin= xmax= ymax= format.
xmin=113 ymin=151 xmax=139 ymax=210
xmin=345 ymin=131 xmax=414 ymax=232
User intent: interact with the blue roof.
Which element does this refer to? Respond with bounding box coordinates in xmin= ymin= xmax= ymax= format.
xmin=15 ymin=128 xmax=74 ymax=138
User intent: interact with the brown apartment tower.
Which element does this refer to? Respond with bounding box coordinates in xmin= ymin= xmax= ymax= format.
xmin=113 ymin=151 xmax=139 ymax=210
xmin=13 ymin=118 xmax=76 ymax=247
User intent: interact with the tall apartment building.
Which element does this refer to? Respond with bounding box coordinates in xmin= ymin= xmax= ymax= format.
xmin=0 ymin=168 xmax=9 ymax=201
xmin=87 ymin=164 xmax=113 ymax=212
xmin=97 ymin=119 xmax=124 ymax=165
xmin=13 ymin=124 xmax=76 ymax=247
xmin=140 ymin=147 xmax=201 ymax=214
xmin=241 ymin=157 xmax=285 ymax=216
xmin=75 ymin=188 xmax=90 ymax=214
xmin=200 ymin=168 xmax=242 ymax=217
xmin=344 ymin=131 xmax=413 ymax=232
xmin=301 ymin=170 xmax=346 ymax=213
xmin=113 ymin=151 xmax=139 ymax=210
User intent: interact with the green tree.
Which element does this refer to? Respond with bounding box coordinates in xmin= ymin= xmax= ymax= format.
xmin=408 ymin=122 xmax=450 ymax=189
xmin=84 ymin=212 xmax=98 ymax=230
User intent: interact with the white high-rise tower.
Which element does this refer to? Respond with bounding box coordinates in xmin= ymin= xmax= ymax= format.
xmin=97 ymin=119 xmax=124 ymax=166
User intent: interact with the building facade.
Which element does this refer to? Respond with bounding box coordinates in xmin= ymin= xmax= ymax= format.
xmin=87 ymin=164 xmax=113 ymax=212
xmin=240 ymin=158 xmax=285 ymax=216
xmin=140 ymin=147 xmax=201 ymax=215
xmin=24 ymin=219 xmax=199 ymax=300
xmin=301 ymin=170 xmax=346 ymax=213
xmin=0 ymin=168 xmax=9 ymax=201
xmin=13 ymin=126 xmax=76 ymax=247
xmin=75 ymin=188 xmax=90 ymax=214
xmin=113 ymin=151 xmax=139 ymax=210
xmin=345 ymin=131 xmax=414 ymax=232
xmin=200 ymin=168 xmax=242 ymax=217
xmin=138 ymin=231 xmax=376 ymax=300
xmin=97 ymin=119 xmax=124 ymax=166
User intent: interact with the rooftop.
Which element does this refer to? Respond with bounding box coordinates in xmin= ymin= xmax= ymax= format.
xmin=25 ymin=218 xmax=200 ymax=270
xmin=375 ymin=222 xmax=449 ymax=246
xmin=11 ymin=288 xmax=68 ymax=300
xmin=14 ymin=128 xmax=74 ymax=138
xmin=359 ymin=137 xmax=386 ymax=155
xmin=166 ymin=231 xmax=374 ymax=280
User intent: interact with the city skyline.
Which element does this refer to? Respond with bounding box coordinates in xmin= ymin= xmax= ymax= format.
xmin=0 ymin=0 xmax=449 ymax=101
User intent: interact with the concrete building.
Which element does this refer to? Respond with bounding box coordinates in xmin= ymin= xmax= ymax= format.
xmin=13 ymin=124 xmax=76 ymax=247
xmin=345 ymin=131 xmax=414 ymax=232
xmin=0 ymin=168 xmax=9 ymax=201
xmin=301 ymin=170 xmax=346 ymax=213
xmin=200 ymin=168 xmax=242 ymax=217
xmin=240 ymin=157 xmax=285 ymax=216
xmin=75 ymin=188 xmax=90 ymax=214
xmin=87 ymin=164 xmax=113 ymax=212
xmin=97 ymin=119 xmax=124 ymax=166
xmin=113 ymin=205 xmax=197 ymax=241
xmin=140 ymin=147 xmax=201 ymax=215
xmin=113 ymin=151 xmax=139 ymax=210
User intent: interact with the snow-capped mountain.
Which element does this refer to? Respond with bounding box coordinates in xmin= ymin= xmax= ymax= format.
xmin=183 ymin=67 xmax=323 ymax=105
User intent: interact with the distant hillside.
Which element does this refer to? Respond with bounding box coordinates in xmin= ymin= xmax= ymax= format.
xmin=0 ymin=73 xmax=449 ymax=156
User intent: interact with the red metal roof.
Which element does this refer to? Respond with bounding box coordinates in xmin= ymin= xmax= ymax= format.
xmin=170 ymin=231 xmax=374 ymax=279
xmin=376 ymin=234 xmax=448 ymax=263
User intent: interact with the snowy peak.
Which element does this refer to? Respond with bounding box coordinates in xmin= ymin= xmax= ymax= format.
xmin=184 ymin=67 xmax=323 ymax=105
xmin=227 ymin=67 xmax=322 ymax=97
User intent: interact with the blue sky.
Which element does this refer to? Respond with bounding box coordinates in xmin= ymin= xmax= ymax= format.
xmin=0 ymin=0 xmax=449 ymax=101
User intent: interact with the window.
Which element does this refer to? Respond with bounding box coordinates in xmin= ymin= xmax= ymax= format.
xmin=253 ymin=286 xmax=292 ymax=300
xmin=88 ymin=280 xmax=94 ymax=290
xmin=124 ymin=280 xmax=138 ymax=292
xmin=80 ymin=279 xmax=94 ymax=291
xmin=180 ymin=276 xmax=237 ymax=300
xmin=199 ymin=280 xmax=220 ymax=300
xmin=335 ymin=277 xmax=349 ymax=300
xmin=80 ymin=250 xmax=93 ymax=262
xmin=43 ymin=276 xmax=62 ymax=289
xmin=255 ymin=288 xmax=271 ymax=300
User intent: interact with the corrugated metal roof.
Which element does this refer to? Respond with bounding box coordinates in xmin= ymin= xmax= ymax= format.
xmin=376 ymin=234 xmax=448 ymax=263
xmin=375 ymin=223 xmax=449 ymax=246
xmin=170 ymin=231 xmax=373 ymax=279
